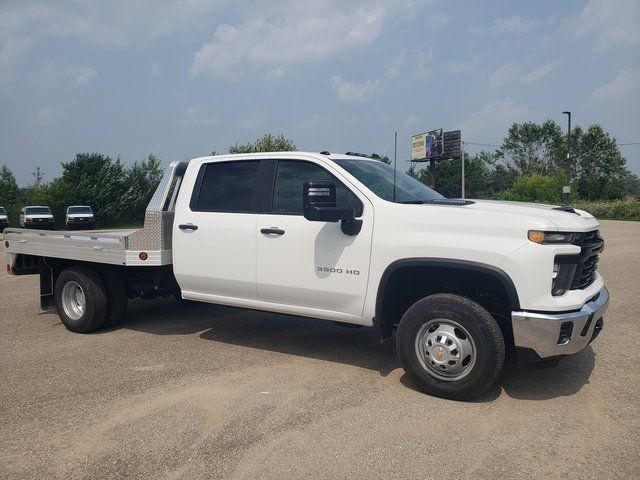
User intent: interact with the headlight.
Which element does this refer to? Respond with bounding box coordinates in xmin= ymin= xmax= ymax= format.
xmin=528 ymin=230 xmax=575 ymax=244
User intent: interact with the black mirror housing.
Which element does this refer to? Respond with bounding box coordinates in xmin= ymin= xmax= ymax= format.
xmin=303 ymin=180 xmax=363 ymax=235
xmin=303 ymin=181 xmax=353 ymax=222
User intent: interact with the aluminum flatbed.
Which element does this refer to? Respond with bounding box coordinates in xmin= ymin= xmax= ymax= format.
xmin=4 ymin=160 xmax=185 ymax=268
xmin=4 ymin=227 xmax=171 ymax=266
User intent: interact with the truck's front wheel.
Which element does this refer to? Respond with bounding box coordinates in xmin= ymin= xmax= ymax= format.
xmin=396 ymin=294 xmax=505 ymax=400
xmin=55 ymin=266 xmax=108 ymax=333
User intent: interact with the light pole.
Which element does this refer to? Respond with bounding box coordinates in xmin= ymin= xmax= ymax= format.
xmin=562 ymin=111 xmax=571 ymax=203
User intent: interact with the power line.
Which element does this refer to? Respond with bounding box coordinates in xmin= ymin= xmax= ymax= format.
xmin=465 ymin=141 xmax=640 ymax=147
xmin=464 ymin=142 xmax=500 ymax=147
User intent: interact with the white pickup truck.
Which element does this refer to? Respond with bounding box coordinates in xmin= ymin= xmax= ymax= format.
xmin=4 ymin=152 xmax=608 ymax=400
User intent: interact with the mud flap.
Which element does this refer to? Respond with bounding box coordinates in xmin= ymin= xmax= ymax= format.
xmin=40 ymin=258 xmax=55 ymax=309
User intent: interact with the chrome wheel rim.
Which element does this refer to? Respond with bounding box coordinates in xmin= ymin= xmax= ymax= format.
xmin=61 ymin=281 xmax=86 ymax=320
xmin=415 ymin=319 xmax=476 ymax=381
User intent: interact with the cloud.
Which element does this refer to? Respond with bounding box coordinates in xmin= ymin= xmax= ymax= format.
xmin=189 ymin=1 xmax=415 ymax=79
xmin=35 ymin=106 xmax=59 ymax=125
xmin=385 ymin=51 xmax=406 ymax=79
xmin=492 ymin=15 xmax=538 ymax=34
xmin=265 ymin=66 xmax=287 ymax=81
xmin=443 ymin=56 xmax=479 ymax=76
xmin=430 ymin=14 xmax=450 ymax=29
xmin=569 ymin=0 xmax=640 ymax=53
xmin=590 ymin=69 xmax=640 ymax=102
xmin=0 ymin=36 xmax=34 ymax=87
xmin=521 ymin=62 xmax=556 ymax=83
xmin=177 ymin=105 xmax=219 ymax=128
xmin=330 ymin=75 xmax=379 ymax=102
xmin=70 ymin=66 xmax=96 ymax=86
xmin=490 ymin=61 xmax=556 ymax=87
xmin=0 ymin=1 xmax=229 ymax=48
xmin=470 ymin=15 xmax=539 ymax=35
xmin=490 ymin=63 xmax=522 ymax=88
xmin=458 ymin=99 xmax=530 ymax=140
xmin=403 ymin=113 xmax=420 ymax=128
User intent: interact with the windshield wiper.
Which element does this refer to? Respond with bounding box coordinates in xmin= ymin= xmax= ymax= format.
xmin=398 ymin=198 xmax=475 ymax=206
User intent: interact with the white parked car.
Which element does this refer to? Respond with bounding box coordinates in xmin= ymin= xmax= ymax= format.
xmin=0 ymin=206 xmax=8 ymax=231
xmin=5 ymin=152 xmax=608 ymax=400
xmin=65 ymin=205 xmax=95 ymax=230
xmin=18 ymin=206 xmax=54 ymax=230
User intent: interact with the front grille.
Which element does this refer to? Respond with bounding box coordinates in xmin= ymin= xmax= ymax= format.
xmin=570 ymin=230 xmax=604 ymax=290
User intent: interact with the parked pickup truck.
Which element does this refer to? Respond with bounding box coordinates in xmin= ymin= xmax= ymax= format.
xmin=19 ymin=206 xmax=55 ymax=230
xmin=65 ymin=205 xmax=95 ymax=230
xmin=4 ymin=152 xmax=608 ymax=400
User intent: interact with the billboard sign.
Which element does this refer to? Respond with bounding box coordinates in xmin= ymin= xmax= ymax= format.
xmin=411 ymin=129 xmax=443 ymax=161
xmin=442 ymin=130 xmax=461 ymax=159
xmin=412 ymin=129 xmax=462 ymax=161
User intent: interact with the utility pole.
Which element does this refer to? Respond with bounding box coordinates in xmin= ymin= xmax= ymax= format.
xmin=461 ymin=139 xmax=465 ymax=199
xmin=562 ymin=111 xmax=571 ymax=203
xmin=393 ymin=132 xmax=397 ymax=202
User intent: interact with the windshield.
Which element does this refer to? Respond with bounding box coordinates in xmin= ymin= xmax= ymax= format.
xmin=0 ymin=207 xmax=6 ymax=214
xmin=334 ymin=159 xmax=445 ymax=203
xmin=67 ymin=206 xmax=93 ymax=214
xmin=25 ymin=207 xmax=52 ymax=215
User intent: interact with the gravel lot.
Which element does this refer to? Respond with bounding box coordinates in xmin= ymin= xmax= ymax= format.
xmin=1 ymin=219 xmax=639 ymax=479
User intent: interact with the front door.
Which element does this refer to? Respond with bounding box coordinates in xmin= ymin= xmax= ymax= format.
xmin=256 ymin=159 xmax=373 ymax=319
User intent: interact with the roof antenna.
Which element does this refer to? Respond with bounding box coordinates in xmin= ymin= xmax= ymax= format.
xmin=393 ymin=132 xmax=398 ymax=202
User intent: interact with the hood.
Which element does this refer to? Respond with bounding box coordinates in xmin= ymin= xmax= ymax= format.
xmin=67 ymin=213 xmax=94 ymax=218
xmin=0 ymin=214 xmax=7 ymax=220
xmin=25 ymin=214 xmax=54 ymax=219
xmin=467 ymin=199 xmax=599 ymax=231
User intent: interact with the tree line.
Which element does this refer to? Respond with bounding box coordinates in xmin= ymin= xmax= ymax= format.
xmin=0 ymin=154 xmax=163 ymax=228
xmin=414 ymin=121 xmax=638 ymax=202
xmin=1 ymin=123 xmax=638 ymax=229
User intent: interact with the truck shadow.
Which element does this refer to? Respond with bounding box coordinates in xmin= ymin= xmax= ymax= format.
xmin=399 ymin=347 xmax=596 ymax=402
xmin=116 ymin=298 xmax=596 ymax=400
xmin=115 ymin=298 xmax=399 ymax=377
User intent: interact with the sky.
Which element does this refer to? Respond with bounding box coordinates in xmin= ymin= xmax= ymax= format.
xmin=1 ymin=0 xmax=639 ymax=185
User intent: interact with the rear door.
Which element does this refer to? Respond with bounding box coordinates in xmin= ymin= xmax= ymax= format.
xmin=256 ymin=159 xmax=373 ymax=319
xmin=173 ymin=159 xmax=263 ymax=301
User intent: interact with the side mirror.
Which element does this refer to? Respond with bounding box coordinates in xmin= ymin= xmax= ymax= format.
xmin=303 ymin=181 xmax=362 ymax=235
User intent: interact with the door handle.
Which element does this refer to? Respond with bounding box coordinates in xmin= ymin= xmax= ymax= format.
xmin=260 ymin=227 xmax=285 ymax=235
xmin=179 ymin=224 xmax=198 ymax=231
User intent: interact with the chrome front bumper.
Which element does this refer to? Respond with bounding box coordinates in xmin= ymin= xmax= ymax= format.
xmin=511 ymin=287 xmax=609 ymax=360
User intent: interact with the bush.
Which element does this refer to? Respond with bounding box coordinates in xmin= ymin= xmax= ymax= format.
xmin=571 ymin=200 xmax=640 ymax=221
xmin=495 ymin=174 xmax=566 ymax=204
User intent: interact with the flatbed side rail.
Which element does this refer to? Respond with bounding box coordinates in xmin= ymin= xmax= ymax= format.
xmin=4 ymin=228 xmax=129 ymax=250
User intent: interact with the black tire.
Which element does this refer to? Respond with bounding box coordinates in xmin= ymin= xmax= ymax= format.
xmin=55 ymin=266 xmax=108 ymax=333
xmin=396 ymin=294 xmax=505 ymax=401
xmin=101 ymin=268 xmax=128 ymax=327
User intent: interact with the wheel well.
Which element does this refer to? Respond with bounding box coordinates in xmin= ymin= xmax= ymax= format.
xmin=375 ymin=260 xmax=519 ymax=342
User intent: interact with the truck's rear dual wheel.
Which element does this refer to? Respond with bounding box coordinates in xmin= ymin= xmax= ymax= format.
xmin=396 ymin=294 xmax=505 ymax=401
xmin=55 ymin=266 xmax=128 ymax=333
xmin=55 ymin=266 xmax=108 ymax=333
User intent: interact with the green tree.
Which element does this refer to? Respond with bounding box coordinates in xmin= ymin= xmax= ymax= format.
xmin=229 ymin=133 xmax=296 ymax=154
xmin=120 ymin=154 xmax=164 ymax=224
xmin=413 ymin=153 xmax=492 ymax=198
xmin=498 ymin=120 xmax=566 ymax=176
xmin=0 ymin=165 xmax=20 ymax=206
xmin=573 ymin=125 xmax=629 ymax=200
xmin=626 ymin=173 xmax=640 ymax=196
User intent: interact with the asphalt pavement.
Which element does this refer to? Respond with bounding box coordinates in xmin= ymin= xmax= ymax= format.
xmin=1 ymin=219 xmax=639 ymax=479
